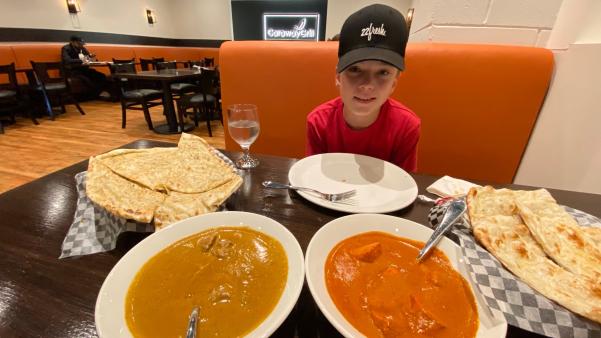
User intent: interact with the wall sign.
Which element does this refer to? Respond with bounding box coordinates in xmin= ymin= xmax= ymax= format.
xmin=263 ymin=14 xmax=320 ymax=41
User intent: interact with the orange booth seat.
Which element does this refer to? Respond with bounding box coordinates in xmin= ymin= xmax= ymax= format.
xmin=219 ymin=41 xmax=553 ymax=183
xmin=0 ymin=42 xmax=220 ymax=81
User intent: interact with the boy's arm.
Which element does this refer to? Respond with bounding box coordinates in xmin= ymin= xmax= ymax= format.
xmin=394 ymin=123 xmax=420 ymax=173
xmin=306 ymin=119 xmax=325 ymax=156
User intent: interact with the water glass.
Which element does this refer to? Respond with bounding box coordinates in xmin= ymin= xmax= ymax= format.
xmin=227 ymin=104 xmax=260 ymax=169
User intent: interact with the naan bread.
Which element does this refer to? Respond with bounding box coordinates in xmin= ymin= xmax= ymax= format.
xmin=467 ymin=186 xmax=601 ymax=324
xmin=164 ymin=133 xmax=239 ymax=193
xmin=153 ymin=176 xmax=243 ymax=230
xmin=98 ymin=148 xmax=177 ymax=191
xmin=86 ymin=156 xmax=165 ymax=223
xmin=87 ymin=134 xmax=242 ymax=228
xmin=584 ymin=227 xmax=601 ymax=248
xmin=514 ymin=189 xmax=601 ymax=282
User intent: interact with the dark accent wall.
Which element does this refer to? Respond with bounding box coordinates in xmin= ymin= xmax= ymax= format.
xmin=0 ymin=27 xmax=226 ymax=47
xmin=231 ymin=0 xmax=327 ymax=41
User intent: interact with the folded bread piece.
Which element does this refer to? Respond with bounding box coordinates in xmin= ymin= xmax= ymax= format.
xmin=514 ymin=189 xmax=601 ymax=283
xmin=85 ymin=133 xmax=242 ymax=229
xmin=467 ymin=186 xmax=601 ymax=324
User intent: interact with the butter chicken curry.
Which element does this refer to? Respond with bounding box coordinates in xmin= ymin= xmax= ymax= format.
xmin=126 ymin=227 xmax=288 ymax=337
xmin=325 ymin=231 xmax=478 ymax=338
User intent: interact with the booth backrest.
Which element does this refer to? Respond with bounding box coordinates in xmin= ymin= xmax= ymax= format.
xmin=220 ymin=41 xmax=553 ymax=183
xmin=0 ymin=42 xmax=219 ymax=79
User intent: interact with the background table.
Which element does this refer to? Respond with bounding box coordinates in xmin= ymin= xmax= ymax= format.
xmin=116 ymin=69 xmax=202 ymax=134
xmin=1 ymin=140 xmax=599 ymax=337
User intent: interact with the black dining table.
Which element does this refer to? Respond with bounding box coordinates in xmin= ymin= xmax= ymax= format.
xmin=1 ymin=139 xmax=599 ymax=337
xmin=116 ymin=69 xmax=203 ymax=134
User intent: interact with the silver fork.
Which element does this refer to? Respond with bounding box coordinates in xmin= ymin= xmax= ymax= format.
xmin=262 ymin=181 xmax=356 ymax=202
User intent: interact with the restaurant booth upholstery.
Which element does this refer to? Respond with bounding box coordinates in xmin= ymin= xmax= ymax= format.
xmin=0 ymin=42 xmax=219 ymax=82
xmin=219 ymin=41 xmax=553 ymax=184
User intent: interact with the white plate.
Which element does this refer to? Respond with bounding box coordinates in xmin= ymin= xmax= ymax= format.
xmin=305 ymin=214 xmax=508 ymax=338
xmin=95 ymin=211 xmax=305 ymax=338
xmin=288 ymin=153 xmax=418 ymax=213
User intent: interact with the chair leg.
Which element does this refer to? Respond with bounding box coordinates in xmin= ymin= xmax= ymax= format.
xmin=176 ymin=100 xmax=185 ymax=132
xmin=204 ymin=104 xmax=212 ymax=137
xmin=141 ymin=101 xmax=154 ymax=130
xmin=71 ymin=96 xmax=85 ymax=115
xmin=30 ymin=110 xmax=39 ymax=125
xmin=58 ymin=94 xmax=66 ymax=114
xmin=192 ymin=107 xmax=199 ymax=127
xmin=0 ymin=120 xmax=4 ymax=134
xmin=121 ymin=102 xmax=127 ymax=129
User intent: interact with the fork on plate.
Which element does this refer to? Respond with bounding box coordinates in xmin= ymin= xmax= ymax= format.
xmin=262 ymin=181 xmax=356 ymax=202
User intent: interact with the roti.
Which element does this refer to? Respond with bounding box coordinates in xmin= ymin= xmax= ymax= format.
xmin=98 ymin=148 xmax=177 ymax=191
xmin=154 ymin=176 xmax=243 ymax=230
xmin=467 ymin=186 xmax=601 ymax=324
xmin=86 ymin=156 xmax=165 ymax=223
xmin=85 ymin=134 xmax=242 ymax=228
xmin=514 ymin=189 xmax=601 ymax=282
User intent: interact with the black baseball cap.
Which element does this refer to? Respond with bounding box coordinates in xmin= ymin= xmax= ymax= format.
xmin=70 ymin=35 xmax=85 ymax=44
xmin=337 ymin=4 xmax=409 ymax=73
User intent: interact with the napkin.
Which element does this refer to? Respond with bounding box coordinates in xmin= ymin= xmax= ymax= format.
xmin=426 ymin=175 xmax=481 ymax=198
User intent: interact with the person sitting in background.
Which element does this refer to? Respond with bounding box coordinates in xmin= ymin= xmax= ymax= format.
xmin=306 ymin=4 xmax=421 ymax=172
xmin=61 ymin=36 xmax=107 ymax=99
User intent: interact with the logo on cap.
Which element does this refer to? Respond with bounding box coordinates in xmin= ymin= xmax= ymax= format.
xmin=360 ymin=23 xmax=386 ymax=41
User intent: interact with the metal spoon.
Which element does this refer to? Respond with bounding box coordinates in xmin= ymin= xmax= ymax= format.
xmin=417 ymin=198 xmax=467 ymax=261
xmin=186 ymin=306 xmax=200 ymax=338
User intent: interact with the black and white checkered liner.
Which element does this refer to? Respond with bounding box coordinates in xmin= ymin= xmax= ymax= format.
xmin=428 ymin=203 xmax=601 ymax=338
xmin=60 ymin=148 xmax=238 ymax=259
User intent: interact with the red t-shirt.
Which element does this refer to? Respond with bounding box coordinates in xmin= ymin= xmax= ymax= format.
xmin=306 ymin=97 xmax=421 ymax=172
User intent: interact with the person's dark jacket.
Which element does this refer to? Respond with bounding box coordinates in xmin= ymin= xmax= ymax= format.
xmin=61 ymin=43 xmax=91 ymax=65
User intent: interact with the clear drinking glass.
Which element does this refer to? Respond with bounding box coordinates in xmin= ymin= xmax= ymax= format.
xmin=227 ymin=104 xmax=260 ymax=169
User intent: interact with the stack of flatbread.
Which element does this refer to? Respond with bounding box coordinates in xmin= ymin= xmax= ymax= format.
xmin=467 ymin=186 xmax=601 ymax=324
xmin=86 ymin=133 xmax=242 ymax=230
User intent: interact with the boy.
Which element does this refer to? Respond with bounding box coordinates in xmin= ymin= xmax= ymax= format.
xmin=306 ymin=4 xmax=420 ymax=172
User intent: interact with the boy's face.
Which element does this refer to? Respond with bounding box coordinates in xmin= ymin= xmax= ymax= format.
xmin=336 ymin=60 xmax=399 ymax=118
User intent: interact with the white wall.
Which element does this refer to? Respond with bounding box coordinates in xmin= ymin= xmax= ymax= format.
xmin=325 ymin=0 xmax=413 ymax=40
xmin=514 ymin=0 xmax=601 ymax=194
xmin=170 ymin=0 xmax=232 ymax=40
xmin=0 ymin=0 xmax=230 ymax=40
xmin=409 ymin=0 xmax=562 ymax=47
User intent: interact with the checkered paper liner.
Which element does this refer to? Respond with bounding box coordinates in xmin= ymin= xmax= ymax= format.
xmin=428 ymin=203 xmax=601 ymax=338
xmin=60 ymin=149 xmax=238 ymax=259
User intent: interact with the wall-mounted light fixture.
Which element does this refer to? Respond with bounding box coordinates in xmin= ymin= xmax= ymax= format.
xmin=146 ymin=9 xmax=157 ymax=24
xmin=66 ymin=0 xmax=80 ymax=14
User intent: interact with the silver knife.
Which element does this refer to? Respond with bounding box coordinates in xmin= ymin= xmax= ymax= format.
xmin=417 ymin=198 xmax=467 ymax=261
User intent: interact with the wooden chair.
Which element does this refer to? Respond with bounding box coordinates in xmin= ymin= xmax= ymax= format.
xmin=0 ymin=63 xmax=21 ymax=133
xmin=109 ymin=62 xmax=164 ymax=130
xmin=185 ymin=60 xmax=203 ymax=68
xmin=30 ymin=61 xmax=85 ymax=119
xmin=176 ymin=69 xmax=221 ymax=136
xmin=139 ymin=57 xmax=165 ymax=71
xmin=112 ymin=58 xmax=135 ymax=64
xmin=156 ymin=61 xmax=199 ymax=98
xmin=203 ymin=57 xmax=215 ymax=67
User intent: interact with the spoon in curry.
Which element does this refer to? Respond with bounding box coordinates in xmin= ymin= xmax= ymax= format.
xmin=417 ymin=198 xmax=467 ymax=262
xmin=186 ymin=306 xmax=200 ymax=338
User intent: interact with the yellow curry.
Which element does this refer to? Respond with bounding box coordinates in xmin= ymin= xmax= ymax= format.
xmin=325 ymin=231 xmax=478 ymax=338
xmin=125 ymin=226 xmax=288 ymax=337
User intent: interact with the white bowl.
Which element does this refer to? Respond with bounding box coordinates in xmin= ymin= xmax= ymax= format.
xmin=305 ymin=213 xmax=507 ymax=338
xmin=95 ymin=211 xmax=305 ymax=338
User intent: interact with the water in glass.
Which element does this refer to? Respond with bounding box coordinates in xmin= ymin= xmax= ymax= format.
xmin=228 ymin=120 xmax=260 ymax=147
xmin=227 ymin=104 xmax=260 ymax=169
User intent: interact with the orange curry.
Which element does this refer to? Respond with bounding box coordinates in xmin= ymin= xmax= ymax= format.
xmin=126 ymin=227 xmax=288 ymax=337
xmin=325 ymin=231 xmax=478 ymax=338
